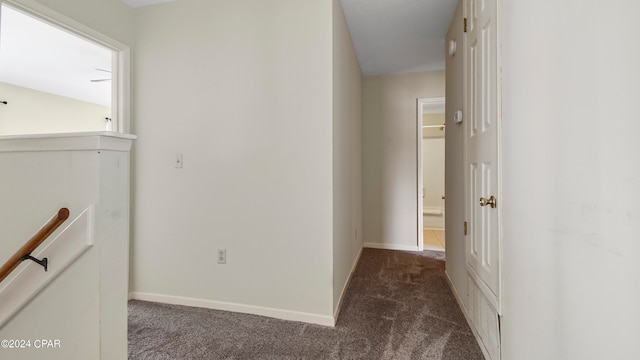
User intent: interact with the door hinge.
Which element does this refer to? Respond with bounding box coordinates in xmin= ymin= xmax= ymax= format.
xmin=464 ymin=18 xmax=468 ymax=33
xmin=464 ymin=221 xmax=468 ymax=235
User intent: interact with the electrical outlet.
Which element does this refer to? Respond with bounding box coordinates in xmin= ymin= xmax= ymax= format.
xmin=217 ymin=249 xmax=226 ymax=264
xmin=175 ymin=153 xmax=183 ymax=168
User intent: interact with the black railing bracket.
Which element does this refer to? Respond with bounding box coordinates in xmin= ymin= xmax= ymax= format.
xmin=21 ymin=254 xmax=48 ymax=272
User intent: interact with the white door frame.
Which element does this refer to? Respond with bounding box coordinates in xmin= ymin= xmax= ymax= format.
xmin=417 ymin=97 xmax=445 ymax=251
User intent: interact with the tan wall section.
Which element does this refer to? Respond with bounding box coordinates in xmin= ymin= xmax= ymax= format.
xmin=0 ymin=82 xmax=110 ymax=135
xmin=423 ymin=113 xmax=445 ymax=126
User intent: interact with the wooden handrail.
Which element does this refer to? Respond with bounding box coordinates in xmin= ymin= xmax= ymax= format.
xmin=0 ymin=208 xmax=69 ymax=283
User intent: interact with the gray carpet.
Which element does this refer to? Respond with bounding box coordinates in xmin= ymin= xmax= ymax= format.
xmin=128 ymin=249 xmax=484 ymax=359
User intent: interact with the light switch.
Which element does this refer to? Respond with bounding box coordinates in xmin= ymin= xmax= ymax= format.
xmin=175 ymin=153 xmax=183 ymax=168
xmin=453 ymin=110 xmax=463 ymax=124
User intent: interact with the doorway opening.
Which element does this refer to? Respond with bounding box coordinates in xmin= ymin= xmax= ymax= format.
xmin=417 ymin=97 xmax=446 ymax=252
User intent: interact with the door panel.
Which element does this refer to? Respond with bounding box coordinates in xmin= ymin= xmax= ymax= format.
xmin=465 ymin=0 xmax=500 ymax=307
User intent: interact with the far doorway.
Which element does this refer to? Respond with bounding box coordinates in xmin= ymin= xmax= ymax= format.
xmin=417 ymin=97 xmax=446 ymax=251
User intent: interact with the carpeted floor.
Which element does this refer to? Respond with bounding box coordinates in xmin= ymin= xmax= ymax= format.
xmin=128 ymin=249 xmax=484 ymax=359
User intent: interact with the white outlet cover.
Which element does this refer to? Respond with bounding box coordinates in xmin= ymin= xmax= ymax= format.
xmin=217 ymin=249 xmax=226 ymax=264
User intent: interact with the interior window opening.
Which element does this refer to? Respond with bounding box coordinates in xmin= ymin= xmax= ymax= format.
xmin=0 ymin=3 xmax=117 ymax=135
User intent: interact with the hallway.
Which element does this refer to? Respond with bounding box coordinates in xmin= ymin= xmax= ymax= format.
xmin=129 ymin=248 xmax=483 ymax=359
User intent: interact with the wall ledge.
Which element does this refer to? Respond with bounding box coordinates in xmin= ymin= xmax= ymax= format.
xmin=0 ymin=131 xmax=137 ymax=152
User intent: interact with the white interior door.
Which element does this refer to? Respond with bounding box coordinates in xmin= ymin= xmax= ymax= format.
xmin=465 ymin=0 xmax=500 ymax=310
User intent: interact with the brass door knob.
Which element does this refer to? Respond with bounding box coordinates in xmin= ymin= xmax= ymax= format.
xmin=479 ymin=196 xmax=497 ymax=208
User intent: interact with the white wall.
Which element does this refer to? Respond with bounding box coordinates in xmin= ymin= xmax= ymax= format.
xmin=422 ymin=136 xmax=445 ymax=229
xmin=131 ymin=0 xmax=336 ymax=324
xmin=444 ymin=0 xmax=467 ymax=315
xmin=422 ymin=112 xmax=445 ymax=227
xmin=422 ymin=113 xmax=445 ymax=229
xmin=0 ymin=82 xmax=110 ymax=135
xmin=500 ymin=1 xmax=640 ymax=359
xmin=362 ymin=71 xmax=445 ymax=250
xmin=332 ymin=0 xmax=362 ymax=316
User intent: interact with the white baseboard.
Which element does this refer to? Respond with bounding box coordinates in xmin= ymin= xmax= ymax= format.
xmin=333 ymin=246 xmax=363 ymax=321
xmin=445 ymin=270 xmax=468 ymax=316
xmin=128 ymin=292 xmax=335 ymax=327
xmin=364 ymin=242 xmax=420 ymax=252
xmin=445 ymin=272 xmax=491 ymax=360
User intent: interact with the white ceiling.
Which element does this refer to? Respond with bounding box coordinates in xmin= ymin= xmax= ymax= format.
xmin=341 ymin=0 xmax=457 ymax=76
xmin=0 ymin=5 xmax=112 ymax=107
xmin=121 ymin=0 xmax=175 ymax=8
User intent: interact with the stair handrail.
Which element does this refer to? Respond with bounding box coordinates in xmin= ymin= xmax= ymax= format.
xmin=0 ymin=208 xmax=69 ymax=283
